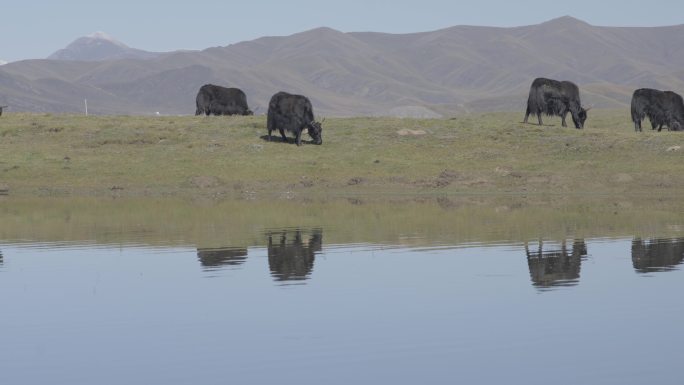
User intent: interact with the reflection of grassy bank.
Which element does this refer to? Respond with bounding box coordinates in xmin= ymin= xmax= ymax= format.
xmin=1 ymin=196 xmax=682 ymax=248
xmin=0 ymin=110 xmax=682 ymax=196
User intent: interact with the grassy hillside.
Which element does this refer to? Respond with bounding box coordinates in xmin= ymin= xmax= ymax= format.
xmin=2 ymin=17 xmax=684 ymax=116
xmin=0 ymin=109 xmax=682 ymax=197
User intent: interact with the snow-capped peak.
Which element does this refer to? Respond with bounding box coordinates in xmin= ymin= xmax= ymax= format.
xmin=86 ymin=31 xmax=128 ymax=48
xmin=47 ymin=32 xmax=160 ymax=61
xmin=0 ymin=59 xmax=7 ymax=66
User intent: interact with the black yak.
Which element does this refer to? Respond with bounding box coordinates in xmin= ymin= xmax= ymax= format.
xmin=195 ymin=84 xmax=252 ymax=116
xmin=631 ymin=88 xmax=684 ymax=132
xmin=0 ymin=105 xmax=7 ymax=116
xmin=267 ymin=91 xmax=322 ymax=146
xmin=523 ymin=78 xmax=589 ymax=129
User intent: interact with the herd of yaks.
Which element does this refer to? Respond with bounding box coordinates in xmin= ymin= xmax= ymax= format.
xmin=195 ymin=84 xmax=322 ymax=146
xmin=194 ymin=77 xmax=684 ymax=146
xmin=1 ymin=78 xmax=681 ymax=146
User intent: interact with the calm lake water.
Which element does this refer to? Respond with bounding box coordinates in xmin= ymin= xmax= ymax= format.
xmin=1 ymin=196 xmax=683 ymax=385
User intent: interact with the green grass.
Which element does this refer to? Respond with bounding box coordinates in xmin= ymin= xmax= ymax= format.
xmin=0 ymin=110 xmax=682 ymax=197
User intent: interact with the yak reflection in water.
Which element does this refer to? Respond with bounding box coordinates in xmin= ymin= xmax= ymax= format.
xmin=525 ymin=239 xmax=588 ymax=289
xmin=194 ymin=235 xmax=682 ymax=285
xmin=267 ymin=229 xmax=322 ymax=282
xmin=197 ymin=247 xmax=248 ymax=270
xmin=632 ymin=238 xmax=684 ymax=273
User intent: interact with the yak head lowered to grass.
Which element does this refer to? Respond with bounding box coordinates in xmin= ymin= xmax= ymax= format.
xmin=571 ymin=104 xmax=590 ymax=129
xmin=267 ymin=91 xmax=324 ymax=146
xmin=524 ymin=78 xmax=591 ymax=129
xmin=306 ymin=119 xmax=323 ymax=145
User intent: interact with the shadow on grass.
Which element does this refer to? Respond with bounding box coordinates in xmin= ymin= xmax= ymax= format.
xmin=521 ymin=122 xmax=557 ymax=127
xmin=259 ymin=135 xmax=318 ymax=145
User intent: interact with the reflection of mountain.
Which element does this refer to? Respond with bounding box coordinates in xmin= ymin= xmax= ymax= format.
xmin=632 ymin=238 xmax=684 ymax=273
xmin=197 ymin=247 xmax=248 ymax=269
xmin=267 ymin=229 xmax=323 ymax=282
xmin=525 ymin=239 xmax=587 ymax=289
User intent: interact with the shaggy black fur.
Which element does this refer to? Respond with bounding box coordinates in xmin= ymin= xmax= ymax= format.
xmin=195 ymin=84 xmax=252 ymax=116
xmin=631 ymin=88 xmax=684 ymax=132
xmin=267 ymin=91 xmax=322 ymax=146
xmin=523 ymin=78 xmax=587 ymax=129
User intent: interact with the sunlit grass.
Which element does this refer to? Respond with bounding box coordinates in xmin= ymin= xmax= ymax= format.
xmin=0 ymin=110 xmax=681 ymax=196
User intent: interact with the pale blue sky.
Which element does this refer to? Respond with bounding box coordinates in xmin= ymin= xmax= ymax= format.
xmin=1 ymin=0 xmax=682 ymax=62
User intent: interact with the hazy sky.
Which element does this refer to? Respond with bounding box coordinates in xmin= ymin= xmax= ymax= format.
xmin=1 ymin=0 xmax=682 ymax=62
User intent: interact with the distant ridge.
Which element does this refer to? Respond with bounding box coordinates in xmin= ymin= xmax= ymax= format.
xmin=1 ymin=17 xmax=683 ymax=116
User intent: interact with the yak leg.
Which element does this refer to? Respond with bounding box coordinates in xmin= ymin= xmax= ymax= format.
xmin=279 ymin=128 xmax=288 ymax=143
xmin=267 ymin=118 xmax=275 ymax=141
xmin=561 ymin=112 xmax=568 ymax=127
xmin=524 ymin=107 xmax=530 ymax=124
xmin=536 ymin=113 xmax=543 ymax=126
xmin=634 ymin=119 xmax=642 ymax=132
xmin=295 ymin=130 xmax=302 ymax=146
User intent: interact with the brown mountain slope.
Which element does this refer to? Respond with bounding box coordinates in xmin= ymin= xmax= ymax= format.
xmin=1 ymin=16 xmax=683 ymax=116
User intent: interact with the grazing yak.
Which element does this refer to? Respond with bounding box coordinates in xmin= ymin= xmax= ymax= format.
xmin=0 ymin=106 xmax=7 ymax=116
xmin=267 ymin=91 xmax=323 ymax=146
xmin=631 ymin=88 xmax=683 ymax=132
xmin=523 ymin=78 xmax=589 ymax=129
xmin=195 ymin=84 xmax=253 ymax=116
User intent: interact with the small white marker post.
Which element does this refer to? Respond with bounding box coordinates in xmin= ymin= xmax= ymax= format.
xmin=84 ymin=99 xmax=88 ymax=116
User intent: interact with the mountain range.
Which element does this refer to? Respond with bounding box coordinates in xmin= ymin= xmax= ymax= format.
xmin=1 ymin=16 xmax=683 ymax=117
